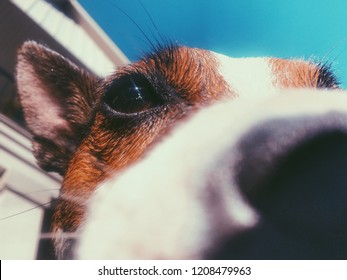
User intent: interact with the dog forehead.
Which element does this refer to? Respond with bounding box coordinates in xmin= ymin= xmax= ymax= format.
xmin=212 ymin=52 xmax=276 ymax=99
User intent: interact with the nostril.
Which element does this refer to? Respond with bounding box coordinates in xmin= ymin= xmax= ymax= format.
xmin=230 ymin=114 xmax=347 ymax=258
xmin=207 ymin=124 xmax=347 ymax=259
xmin=253 ymin=130 xmax=347 ymax=237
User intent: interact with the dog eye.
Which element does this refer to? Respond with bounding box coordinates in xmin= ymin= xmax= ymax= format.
xmin=104 ymin=74 xmax=160 ymax=114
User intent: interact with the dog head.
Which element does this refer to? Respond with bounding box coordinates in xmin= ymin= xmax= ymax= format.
xmin=16 ymin=41 xmax=347 ymax=259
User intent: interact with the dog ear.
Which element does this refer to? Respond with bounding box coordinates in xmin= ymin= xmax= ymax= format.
xmin=16 ymin=41 xmax=100 ymax=175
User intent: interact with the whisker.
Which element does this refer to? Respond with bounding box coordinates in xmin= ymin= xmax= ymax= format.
xmin=107 ymin=0 xmax=157 ymax=51
xmin=19 ymin=188 xmax=59 ymax=195
xmin=329 ymin=45 xmax=347 ymax=68
xmin=0 ymin=201 xmax=52 ymax=221
xmin=319 ymin=39 xmax=347 ymax=66
xmin=0 ymin=189 xmax=92 ymax=223
xmin=40 ymin=232 xmax=79 ymax=239
xmin=137 ymin=0 xmax=166 ymax=45
xmin=58 ymin=191 xmax=91 ymax=207
xmin=1 ymin=188 xmax=59 ymax=203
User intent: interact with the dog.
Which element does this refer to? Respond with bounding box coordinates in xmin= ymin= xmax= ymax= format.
xmin=16 ymin=40 xmax=347 ymax=259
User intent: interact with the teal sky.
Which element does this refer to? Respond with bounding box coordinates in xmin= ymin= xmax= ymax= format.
xmin=80 ymin=0 xmax=347 ymax=87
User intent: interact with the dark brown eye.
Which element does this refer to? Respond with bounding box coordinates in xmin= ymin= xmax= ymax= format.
xmin=104 ymin=74 xmax=161 ymax=114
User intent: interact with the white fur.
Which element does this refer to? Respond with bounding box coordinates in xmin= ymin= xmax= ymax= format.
xmin=213 ymin=53 xmax=276 ymax=99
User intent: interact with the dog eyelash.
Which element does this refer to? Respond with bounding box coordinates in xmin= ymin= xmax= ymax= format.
xmin=316 ymin=62 xmax=340 ymax=88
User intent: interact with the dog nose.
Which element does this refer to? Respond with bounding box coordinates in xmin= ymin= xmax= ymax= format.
xmin=209 ymin=113 xmax=347 ymax=259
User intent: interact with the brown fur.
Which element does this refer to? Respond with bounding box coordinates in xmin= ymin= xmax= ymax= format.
xmin=270 ymin=58 xmax=338 ymax=89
